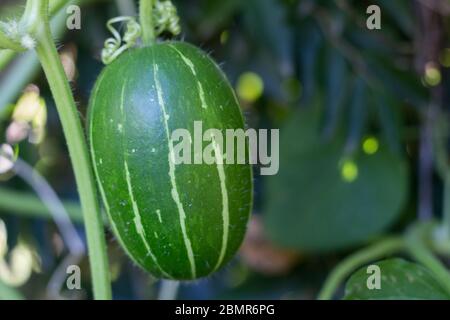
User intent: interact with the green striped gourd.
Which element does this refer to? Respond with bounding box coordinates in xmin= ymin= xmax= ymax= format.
xmin=88 ymin=42 xmax=253 ymax=280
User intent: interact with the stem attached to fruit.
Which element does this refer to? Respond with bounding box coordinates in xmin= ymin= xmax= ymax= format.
xmin=317 ymin=237 xmax=405 ymax=300
xmin=31 ymin=0 xmax=111 ymax=300
xmin=139 ymin=0 xmax=156 ymax=45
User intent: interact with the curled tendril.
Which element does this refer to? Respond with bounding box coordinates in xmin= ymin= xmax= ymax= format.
xmin=154 ymin=0 xmax=181 ymax=37
xmin=101 ymin=17 xmax=141 ymax=65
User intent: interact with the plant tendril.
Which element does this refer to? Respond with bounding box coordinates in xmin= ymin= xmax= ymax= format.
xmin=153 ymin=0 xmax=181 ymax=37
xmin=101 ymin=17 xmax=141 ymax=65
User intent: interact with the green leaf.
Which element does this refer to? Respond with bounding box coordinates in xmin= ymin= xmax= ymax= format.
xmin=375 ymin=94 xmax=402 ymax=154
xmin=344 ymin=78 xmax=368 ymax=152
xmin=368 ymin=54 xmax=428 ymax=107
xmin=297 ymin=21 xmax=323 ymax=104
xmin=263 ymin=104 xmax=409 ymax=252
xmin=322 ymin=48 xmax=349 ymax=140
xmin=344 ymin=258 xmax=450 ymax=300
xmin=0 ymin=1 xmax=25 ymax=20
xmin=192 ymin=0 xmax=242 ymax=39
xmin=377 ymin=0 xmax=415 ymax=37
xmin=242 ymin=0 xmax=294 ymax=74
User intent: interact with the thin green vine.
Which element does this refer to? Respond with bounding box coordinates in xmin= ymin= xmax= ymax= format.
xmin=0 ymin=0 xmax=87 ymax=73
xmin=0 ymin=0 xmax=112 ymax=299
xmin=0 ymin=49 xmax=15 ymax=71
xmin=0 ymin=0 xmax=184 ymax=300
xmin=405 ymin=223 xmax=450 ymax=295
xmin=0 ymin=30 xmax=24 ymax=52
xmin=33 ymin=0 xmax=111 ymax=300
xmin=0 ymin=187 xmax=85 ymax=224
xmin=318 ymin=110 xmax=450 ymax=300
xmin=433 ymin=114 xmax=450 ymax=237
xmin=443 ymin=175 xmax=450 ymax=242
xmin=102 ymin=0 xmax=181 ymax=64
xmin=317 ymin=237 xmax=405 ymax=300
xmin=140 ymin=0 xmax=156 ymax=45
xmin=138 ymin=0 xmax=181 ymax=48
xmin=0 ymin=2 xmax=75 ymax=116
xmin=318 ymin=221 xmax=450 ymax=300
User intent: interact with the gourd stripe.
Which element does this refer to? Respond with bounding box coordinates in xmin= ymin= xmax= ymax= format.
xmin=156 ymin=209 xmax=163 ymax=223
xmin=153 ymin=59 xmax=197 ymax=279
xmin=123 ymin=160 xmax=170 ymax=277
xmin=88 ymin=71 xmax=127 ymax=256
xmin=120 ymin=81 xmax=171 ymax=278
xmin=169 ymin=44 xmax=231 ymax=272
xmin=211 ymin=136 xmax=230 ymax=271
xmin=168 ymin=44 xmax=207 ymax=109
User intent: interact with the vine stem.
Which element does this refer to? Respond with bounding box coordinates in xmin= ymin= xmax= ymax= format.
xmin=0 ymin=50 xmax=15 ymax=71
xmin=0 ymin=0 xmax=85 ymax=73
xmin=32 ymin=0 xmax=111 ymax=299
xmin=317 ymin=237 xmax=405 ymax=300
xmin=432 ymin=115 xmax=450 ymax=236
xmin=0 ymin=33 xmax=24 ymax=52
xmin=140 ymin=0 xmax=156 ymax=45
xmin=0 ymin=187 xmax=84 ymax=223
xmin=444 ymin=174 xmax=450 ymax=238
xmin=406 ymin=223 xmax=450 ymax=295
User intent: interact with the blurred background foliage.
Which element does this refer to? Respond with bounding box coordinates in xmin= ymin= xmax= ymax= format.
xmin=0 ymin=0 xmax=449 ymax=299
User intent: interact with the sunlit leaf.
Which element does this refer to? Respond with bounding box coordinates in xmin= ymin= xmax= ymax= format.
xmin=344 ymin=258 xmax=450 ymax=300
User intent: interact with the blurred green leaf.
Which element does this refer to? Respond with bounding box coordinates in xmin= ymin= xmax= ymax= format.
xmin=344 ymin=77 xmax=368 ymax=152
xmin=375 ymin=94 xmax=402 ymax=153
xmin=0 ymin=1 xmax=25 ymax=20
xmin=242 ymin=0 xmax=294 ymax=75
xmin=322 ymin=48 xmax=349 ymax=140
xmin=263 ymin=104 xmax=409 ymax=252
xmin=377 ymin=0 xmax=415 ymax=37
xmin=368 ymin=54 xmax=428 ymax=107
xmin=0 ymin=280 xmax=23 ymax=300
xmin=187 ymin=0 xmax=242 ymax=39
xmin=344 ymin=258 xmax=450 ymax=300
xmin=297 ymin=21 xmax=323 ymax=104
xmin=346 ymin=29 xmax=397 ymax=57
